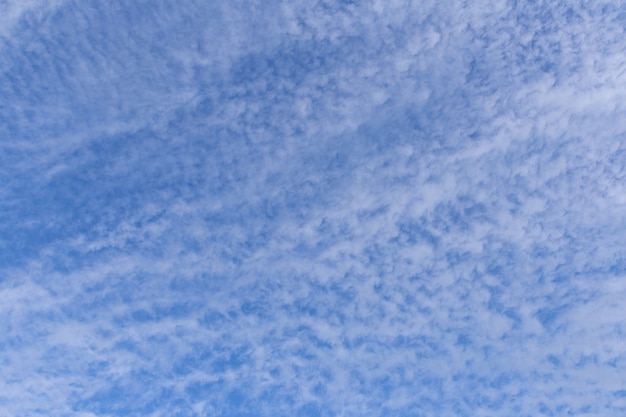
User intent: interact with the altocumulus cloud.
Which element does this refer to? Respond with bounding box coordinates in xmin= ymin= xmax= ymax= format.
xmin=1 ymin=0 xmax=625 ymax=416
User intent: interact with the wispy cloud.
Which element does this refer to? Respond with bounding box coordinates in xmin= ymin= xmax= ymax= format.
xmin=1 ymin=1 xmax=625 ymax=416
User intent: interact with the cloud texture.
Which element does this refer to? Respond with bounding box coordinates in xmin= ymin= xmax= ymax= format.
xmin=1 ymin=1 xmax=625 ymax=416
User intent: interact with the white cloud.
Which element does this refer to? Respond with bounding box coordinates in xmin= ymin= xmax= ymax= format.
xmin=0 ymin=0 xmax=65 ymax=38
xmin=1 ymin=0 xmax=625 ymax=416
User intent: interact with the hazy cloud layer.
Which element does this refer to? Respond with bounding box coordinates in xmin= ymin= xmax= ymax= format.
xmin=1 ymin=1 xmax=625 ymax=416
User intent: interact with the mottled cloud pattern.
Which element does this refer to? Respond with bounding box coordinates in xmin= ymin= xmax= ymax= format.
xmin=1 ymin=1 xmax=625 ymax=416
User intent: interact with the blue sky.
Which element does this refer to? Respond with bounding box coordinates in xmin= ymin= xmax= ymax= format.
xmin=1 ymin=1 xmax=626 ymax=416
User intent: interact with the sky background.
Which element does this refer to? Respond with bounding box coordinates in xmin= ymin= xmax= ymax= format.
xmin=1 ymin=1 xmax=626 ymax=416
